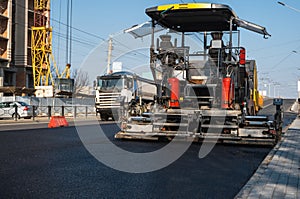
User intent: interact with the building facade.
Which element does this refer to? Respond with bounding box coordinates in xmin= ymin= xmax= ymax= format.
xmin=0 ymin=0 xmax=34 ymax=96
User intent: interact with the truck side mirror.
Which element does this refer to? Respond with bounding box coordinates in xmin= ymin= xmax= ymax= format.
xmin=93 ymin=80 xmax=96 ymax=89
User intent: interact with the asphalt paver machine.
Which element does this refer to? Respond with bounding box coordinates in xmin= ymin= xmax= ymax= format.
xmin=116 ymin=3 xmax=283 ymax=145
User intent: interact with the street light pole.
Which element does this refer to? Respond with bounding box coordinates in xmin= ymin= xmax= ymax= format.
xmin=273 ymin=85 xmax=279 ymax=98
xmin=272 ymin=82 xmax=280 ymax=98
xmin=260 ymin=74 xmax=272 ymax=97
xmin=278 ymin=1 xmax=300 ymax=13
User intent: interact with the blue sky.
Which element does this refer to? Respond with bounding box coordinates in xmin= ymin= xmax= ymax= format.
xmin=51 ymin=0 xmax=300 ymax=98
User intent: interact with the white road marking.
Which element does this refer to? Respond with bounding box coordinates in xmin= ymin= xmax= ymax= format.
xmin=263 ymin=103 xmax=273 ymax=109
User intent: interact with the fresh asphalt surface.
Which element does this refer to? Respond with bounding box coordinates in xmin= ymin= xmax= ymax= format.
xmin=0 ymin=99 xmax=296 ymax=198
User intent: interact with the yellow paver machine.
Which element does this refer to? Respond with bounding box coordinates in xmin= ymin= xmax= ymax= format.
xmin=115 ymin=3 xmax=283 ymax=145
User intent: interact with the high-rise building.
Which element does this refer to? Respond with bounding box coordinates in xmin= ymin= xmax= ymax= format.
xmin=0 ymin=0 xmax=34 ymax=96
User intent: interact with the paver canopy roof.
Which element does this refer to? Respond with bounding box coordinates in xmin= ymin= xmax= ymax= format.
xmin=145 ymin=3 xmax=270 ymax=37
xmin=146 ymin=3 xmax=238 ymax=32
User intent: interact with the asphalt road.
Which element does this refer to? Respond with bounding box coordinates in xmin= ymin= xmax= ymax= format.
xmin=0 ymin=99 xmax=297 ymax=199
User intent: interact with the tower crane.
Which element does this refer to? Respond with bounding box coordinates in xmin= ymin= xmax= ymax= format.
xmin=31 ymin=0 xmax=74 ymax=97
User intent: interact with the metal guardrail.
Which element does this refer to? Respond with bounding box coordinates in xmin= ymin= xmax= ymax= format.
xmin=0 ymin=105 xmax=96 ymax=121
xmin=36 ymin=105 xmax=95 ymax=119
xmin=0 ymin=97 xmax=96 ymax=121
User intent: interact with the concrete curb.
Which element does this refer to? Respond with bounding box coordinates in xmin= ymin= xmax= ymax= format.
xmin=235 ymin=116 xmax=299 ymax=199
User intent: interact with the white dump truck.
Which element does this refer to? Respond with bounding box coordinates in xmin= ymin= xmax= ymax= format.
xmin=95 ymin=71 xmax=156 ymax=121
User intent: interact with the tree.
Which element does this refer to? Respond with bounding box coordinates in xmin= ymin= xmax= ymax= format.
xmin=73 ymin=69 xmax=90 ymax=96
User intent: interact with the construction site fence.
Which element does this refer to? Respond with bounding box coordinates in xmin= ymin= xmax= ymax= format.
xmin=36 ymin=105 xmax=95 ymax=118
xmin=0 ymin=96 xmax=96 ymax=118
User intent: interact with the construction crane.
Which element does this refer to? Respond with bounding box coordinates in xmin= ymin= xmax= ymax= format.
xmin=31 ymin=0 xmax=74 ymax=97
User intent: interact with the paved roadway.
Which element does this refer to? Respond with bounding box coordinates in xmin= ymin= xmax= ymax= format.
xmin=0 ymin=99 xmax=296 ymax=198
xmin=236 ymin=101 xmax=300 ymax=198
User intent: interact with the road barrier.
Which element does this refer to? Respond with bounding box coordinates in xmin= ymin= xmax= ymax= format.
xmin=0 ymin=97 xmax=96 ymax=121
xmin=0 ymin=105 xmax=95 ymax=121
xmin=48 ymin=116 xmax=69 ymax=128
xmin=43 ymin=105 xmax=94 ymax=118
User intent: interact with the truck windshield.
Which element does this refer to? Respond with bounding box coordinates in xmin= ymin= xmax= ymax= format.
xmin=98 ymin=78 xmax=123 ymax=91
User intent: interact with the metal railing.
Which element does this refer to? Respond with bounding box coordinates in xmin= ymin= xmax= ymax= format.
xmin=0 ymin=96 xmax=96 ymax=120
xmin=39 ymin=105 xmax=95 ymax=119
xmin=0 ymin=105 xmax=95 ymax=121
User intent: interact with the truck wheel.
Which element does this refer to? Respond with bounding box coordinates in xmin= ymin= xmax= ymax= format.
xmin=101 ymin=114 xmax=109 ymax=121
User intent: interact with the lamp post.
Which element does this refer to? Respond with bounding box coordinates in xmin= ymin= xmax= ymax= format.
xmin=259 ymin=72 xmax=272 ymax=97
xmin=273 ymin=83 xmax=280 ymax=98
xmin=278 ymin=1 xmax=300 ymax=13
xmin=263 ymin=77 xmax=272 ymax=97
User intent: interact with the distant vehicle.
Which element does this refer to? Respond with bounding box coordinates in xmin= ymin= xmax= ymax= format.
xmin=95 ymin=71 xmax=156 ymax=121
xmin=0 ymin=101 xmax=34 ymax=119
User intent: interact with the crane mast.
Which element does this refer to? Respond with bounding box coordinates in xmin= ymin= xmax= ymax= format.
xmin=31 ymin=0 xmax=74 ymax=98
xmin=31 ymin=0 xmax=54 ymax=87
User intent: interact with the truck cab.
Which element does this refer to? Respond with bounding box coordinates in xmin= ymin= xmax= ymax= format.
xmin=95 ymin=72 xmax=134 ymax=120
xmin=95 ymin=71 xmax=156 ymax=121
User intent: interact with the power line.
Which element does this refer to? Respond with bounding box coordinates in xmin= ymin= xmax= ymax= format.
xmin=52 ymin=32 xmax=95 ymax=47
xmin=51 ymin=18 xmax=106 ymax=41
xmin=268 ymin=50 xmax=298 ymax=71
xmin=66 ymin=0 xmax=70 ymax=65
xmin=15 ymin=3 xmax=102 ymax=49
xmin=56 ymin=0 xmax=62 ymax=67
xmin=11 ymin=20 xmax=97 ymax=48
xmin=51 ymin=40 xmax=88 ymax=57
xmin=113 ymin=38 xmax=150 ymax=58
xmin=250 ymin=39 xmax=300 ymax=52
xmin=53 ymin=30 xmax=96 ymax=47
xmin=69 ymin=0 xmax=73 ymax=65
xmin=13 ymin=1 xmax=106 ymax=41
xmin=14 ymin=0 xmax=153 ymax=60
xmin=14 ymin=1 xmax=151 ymax=63
xmin=52 ymin=24 xmax=99 ymax=45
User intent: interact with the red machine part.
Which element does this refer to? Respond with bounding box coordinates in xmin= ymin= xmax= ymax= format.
xmin=239 ymin=47 xmax=246 ymax=65
xmin=222 ymin=77 xmax=232 ymax=109
xmin=168 ymin=77 xmax=180 ymax=108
